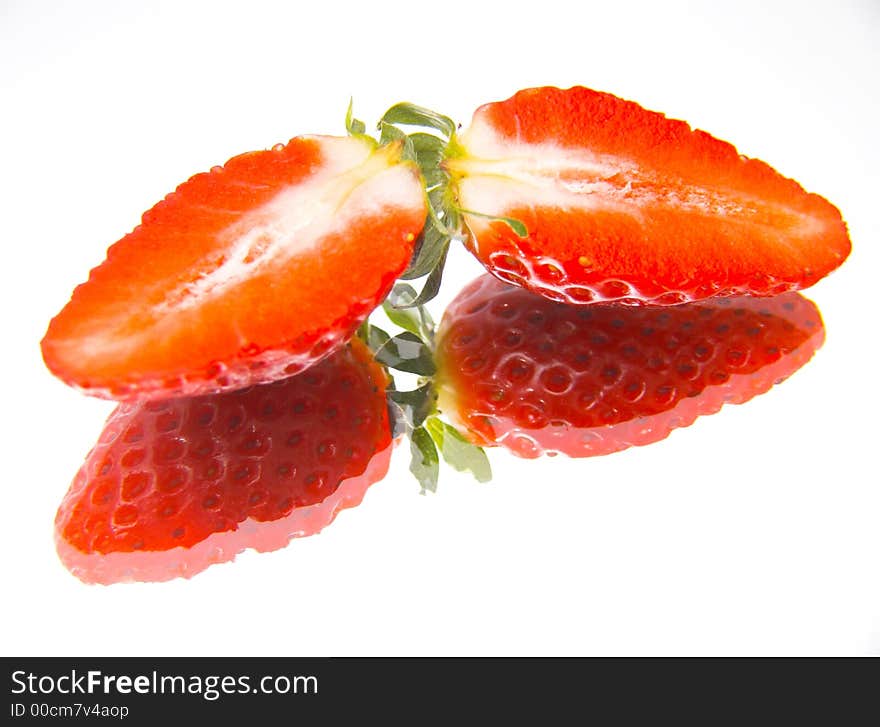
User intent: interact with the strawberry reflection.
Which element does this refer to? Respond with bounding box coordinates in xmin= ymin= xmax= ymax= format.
xmin=55 ymin=339 xmax=392 ymax=584
xmin=436 ymin=275 xmax=824 ymax=459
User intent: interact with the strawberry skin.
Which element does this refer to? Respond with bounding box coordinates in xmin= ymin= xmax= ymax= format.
xmin=41 ymin=135 xmax=425 ymax=400
xmin=447 ymin=86 xmax=851 ymax=305
xmin=435 ymin=275 xmax=824 ymax=458
xmin=54 ymin=338 xmax=392 ymax=584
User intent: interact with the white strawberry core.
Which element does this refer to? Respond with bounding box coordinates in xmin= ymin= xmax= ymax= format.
xmin=453 ymin=121 xmax=821 ymax=234
xmin=454 ymin=123 xmax=631 ymax=212
xmin=57 ymin=137 xmax=422 ymax=371
xmin=164 ymin=136 xmax=420 ymax=312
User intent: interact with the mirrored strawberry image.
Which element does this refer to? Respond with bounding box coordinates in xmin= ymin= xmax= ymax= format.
xmin=435 ymin=275 xmax=825 ymax=459
xmin=54 ymin=339 xmax=392 ymax=584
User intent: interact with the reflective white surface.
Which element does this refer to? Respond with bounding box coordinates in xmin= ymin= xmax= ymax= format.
xmin=3 ymin=0 xmax=878 ymax=655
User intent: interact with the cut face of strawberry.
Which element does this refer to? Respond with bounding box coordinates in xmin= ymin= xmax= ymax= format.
xmin=54 ymin=339 xmax=392 ymax=584
xmin=41 ymin=135 xmax=425 ymax=400
xmin=435 ymin=275 xmax=825 ymax=458
xmin=447 ymin=86 xmax=851 ymax=305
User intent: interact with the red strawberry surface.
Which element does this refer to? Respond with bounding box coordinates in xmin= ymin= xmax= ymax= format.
xmin=55 ymin=338 xmax=392 ymax=584
xmin=41 ymin=135 xmax=425 ymax=400
xmin=446 ymin=86 xmax=850 ymax=305
xmin=435 ymin=275 xmax=824 ymax=458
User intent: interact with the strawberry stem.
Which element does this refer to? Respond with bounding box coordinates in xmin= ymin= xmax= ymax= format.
xmin=360 ymin=296 xmax=491 ymax=494
xmin=344 ymin=98 xmax=367 ymax=136
xmin=345 ymin=98 xmax=509 ymax=492
xmin=345 ymin=98 xmax=525 ymax=308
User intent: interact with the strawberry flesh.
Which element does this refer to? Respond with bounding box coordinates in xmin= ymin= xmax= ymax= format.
xmin=54 ymin=338 xmax=392 ymax=583
xmin=448 ymin=86 xmax=850 ymax=305
xmin=436 ymin=275 xmax=825 ymax=458
xmin=42 ymin=136 xmax=425 ymax=400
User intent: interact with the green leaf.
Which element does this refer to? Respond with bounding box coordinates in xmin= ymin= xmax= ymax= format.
xmin=387 ymin=383 xmax=436 ymax=430
xmin=345 ymin=98 xmax=366 ymax=136
xmin=385 ymin=281 xmax=418 ymax=308
xmin=406 ymin=245 xmax=448 ymax=310
xmin=407 ymin=132 xmax=447 ymax=186
xmin=373 ymin=332 xmax=436 ymax=375
xmin=383 ymin=297 xmax=422 ymax=338
xmin=378 ymin=122 xmax=416 ymax=161
xmin=382 ymin=282 xmax=445 ymax=344
xmin=379 ymin=120 xmax=404 ymax=144
xmin=385 ymin=282 xmax=430 ymax=320
xmin=409 ymin=132 xmax=446 ymax=156
xmin=384 ymin=283 xmax=435 ymax=339
xmin=355 ymin=319 xmax=370 ymax=344
xmin=401 ymin=223 xmax=450 ymax=280
xmin=386 ymin=397 xmax=410 ymax=440
xmin=424 ymin=193 xmax=457 ymax=236
xmin=458 ymin=208 xmax=528 ymax=238
xmin=409 ymin=426 xmax=439 ymax=493
xmin=380 ymin=103 xmax=457 ymax=139
xmin=426 ymin=187 xmax=460 ymax=233
xmin=383 ymin=304 xmax=422 ymax=337
xmin=499 ymin=216 xmax=528 ymax=238
xmin=422 ymin=166 xmax=448 ymax=189
xmin=363 ymin=323 xmax=391 ymax=354
xmin=401 ymin=227 xmax=426 ymax=279
xmin=426 ymin=417 xmax=492 ymax=483
xmin=428 ymin=185 xmax=447 ymax=210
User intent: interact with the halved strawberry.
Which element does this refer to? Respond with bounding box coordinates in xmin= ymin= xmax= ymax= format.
xmin=54 ymin=338 xmax=392 ymax=584
xmin=41 ymin=135 xmax=425 ymax=400
xmin=435 ymin=275 xmax=824 ymax=458
xmin=446 ymin=86 xmax=850 ymax=305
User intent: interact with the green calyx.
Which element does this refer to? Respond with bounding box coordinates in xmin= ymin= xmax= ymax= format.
xmin=345 ymin=99 xmax=527 ymax=310
xmin=345 ymin=98 xmax=524 ymax=493
xmin=356 ymin=281 xmax=492 ymax=494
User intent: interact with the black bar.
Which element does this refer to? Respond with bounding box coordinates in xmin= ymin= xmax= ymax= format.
xmin=4 ymin=656 xmax=877 ymax=723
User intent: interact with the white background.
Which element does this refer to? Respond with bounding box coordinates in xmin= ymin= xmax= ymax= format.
xmin=2 ymin=0 xmax=878 ymax=656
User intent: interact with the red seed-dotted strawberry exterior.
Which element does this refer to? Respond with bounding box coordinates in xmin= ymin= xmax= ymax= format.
xmin=435 ymin=275 xmax=824 ymax=458
xmin=54 ymin=338 xmax=392 ymax=584
xmin=447 ymin=86 xmax=850 ymax=305
xmin=41 ymin=135 xmax=425 ymax=400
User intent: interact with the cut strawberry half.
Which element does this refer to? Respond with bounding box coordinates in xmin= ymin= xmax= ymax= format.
xmin=54 ymin=338 xmax=392 ymax=584
xmin=446 ymin=86 xmax=851 ymax=305
xmin=41 ymin=135 xmax=425 ymax=400
xmin=435 ymin=275 xmax=825 ymax=458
